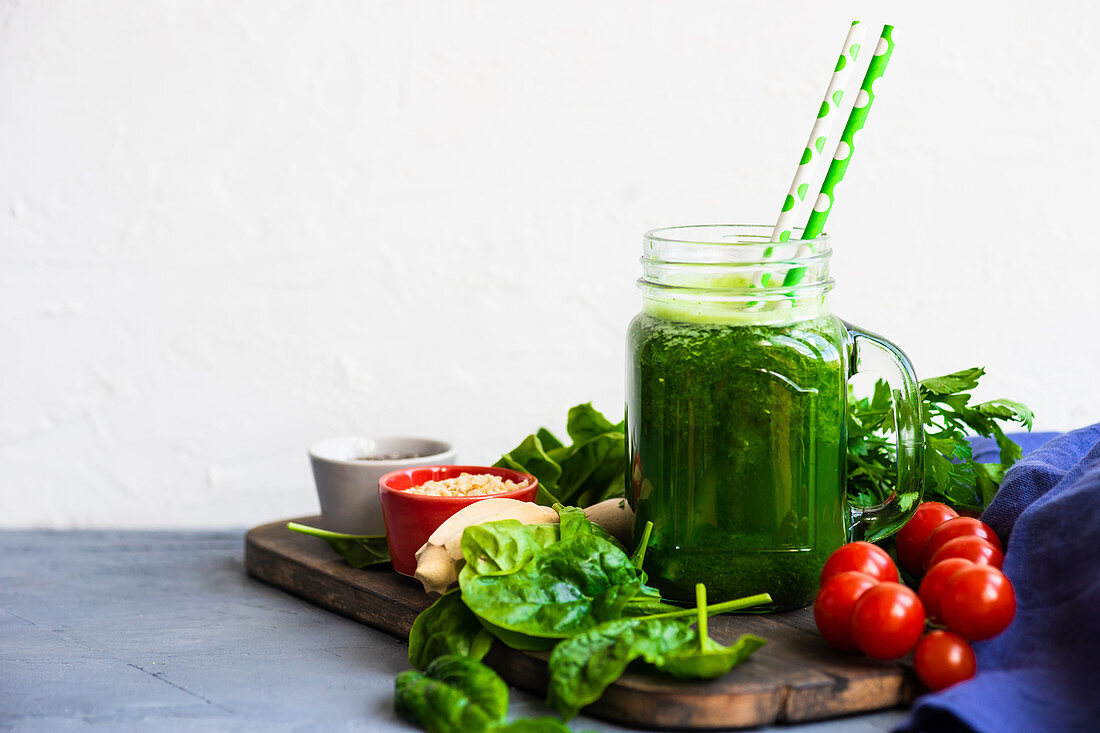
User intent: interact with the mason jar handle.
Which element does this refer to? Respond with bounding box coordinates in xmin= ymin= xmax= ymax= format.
xmin=844 ymin=321 xmax=925 ymax=542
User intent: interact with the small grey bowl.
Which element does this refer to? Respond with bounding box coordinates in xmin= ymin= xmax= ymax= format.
xmin=308 ymin=436 xmax=456 ymax=535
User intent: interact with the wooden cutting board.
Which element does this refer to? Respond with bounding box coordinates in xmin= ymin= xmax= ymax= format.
xmin=245 ymin=517 xmax=916 ymax=729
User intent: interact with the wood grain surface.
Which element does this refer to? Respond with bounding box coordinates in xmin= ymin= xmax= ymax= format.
xmin=245 ymin=517 xmax=916 ymax=730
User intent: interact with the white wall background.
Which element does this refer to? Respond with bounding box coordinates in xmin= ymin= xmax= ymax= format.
xmin=3 ymin=1 xmax=1097 ymax=528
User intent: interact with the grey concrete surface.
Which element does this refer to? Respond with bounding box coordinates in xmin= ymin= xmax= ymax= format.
xmin=0 ymin=530 xmax=908 ymax=732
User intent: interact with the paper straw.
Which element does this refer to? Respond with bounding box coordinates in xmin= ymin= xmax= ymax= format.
xmin=755 ymin=21 xmax=866 ymax=293
xmin=800 ymin=24 xmax=896 ymax=242
xmin=769 ymin=21 xmax=867 ymax=245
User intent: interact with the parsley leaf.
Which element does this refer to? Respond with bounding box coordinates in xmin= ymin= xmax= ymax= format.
xmin=847 ymin=367 xmax=1033 ymax=513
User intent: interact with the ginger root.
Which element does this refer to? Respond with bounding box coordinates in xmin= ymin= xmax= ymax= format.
xmin=582 ymin=498 xmax=634 ymax=546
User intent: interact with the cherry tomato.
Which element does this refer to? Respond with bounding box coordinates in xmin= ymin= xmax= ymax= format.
xmin=922 ymin=517 xmax=1003 ymax=570
xmin=814 ymin=571 xmax=880 ymax=652
xmin=940 ymin=565 xmax=1016 ymax=641
xmin=914 ymin=630 xmax=977 ymax=691
xmin=918 ymin=557 xmax=972 ymax=622
xmin=849 ymin=582 xmax=925 ymax=659
xmin=821 ymin=541 xmax=898 ymax=584
xmin=896 ymin=502 xmax=958 ymax=576
xmin=928 ymin=535 xmax=1004 ymax=570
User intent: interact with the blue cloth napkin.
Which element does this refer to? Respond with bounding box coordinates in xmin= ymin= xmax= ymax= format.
xmin=895 ymin=427 xmax=1100 ymax=733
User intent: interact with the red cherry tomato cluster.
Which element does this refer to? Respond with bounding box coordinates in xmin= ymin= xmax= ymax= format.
xmin=814 ymin=504 xmax=1018 ymax=693
xmin=814 ymin=543 xmax=922 ymax=660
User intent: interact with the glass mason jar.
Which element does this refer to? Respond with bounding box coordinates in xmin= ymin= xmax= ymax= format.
xmin=626 ymin=225 xmax=924 ymax=611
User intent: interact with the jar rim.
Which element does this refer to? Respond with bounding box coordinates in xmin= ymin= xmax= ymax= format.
xmin=641 ymin=224 xmax=832 ymax=274
xmin=644 ymin=223 xmax=829 ymax=248
xmin=638 ymin=224 xmax=834 ymax=323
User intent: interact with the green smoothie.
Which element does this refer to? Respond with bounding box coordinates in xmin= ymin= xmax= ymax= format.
xmin=627 ymin=309 xmax=849 ymax=610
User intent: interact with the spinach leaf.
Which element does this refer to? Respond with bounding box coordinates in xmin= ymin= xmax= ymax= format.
xmin=494 ymin=403 xmax=625 ymax=508
xmin=558 ymin=403 xmax=627 ymax=506
xmin=285 ymin=522 xmax=389 ymax=568
xmin=460 ymin=512 xmax=634 ymax=647
xmin=477 ymin=618 xmax=557 ymax=652
xmin=556 ymin=432 xmax=626 ymax=508
xmin=655 ymin=633 xmax=767 ymax=679
xmin=565 ymin=402 xmax=623 ymax=443
xmin=547 ymin=585 xmax=769 ymax=718
xmin=546 ymin=616 xmax=695 ymax=720
xmin=652 ymin=584 xmax=765 ymax=679
xmin=621 ymin=598 xmax=681 ymax=617
xmin=489 ymin=717 xmax=581 ymax=732
xmin=626 ymin=520 xmax=663 ymax=600
xmin=551 ymin=504 xmax=625 ymax=552
xmin=459 ymin=533 xmax=641 ymax=638
xmin=409 ymin=590 xmax=494 ymax=670
xmin=460 ymin=521 xmax=559 ymax=577
xmin=394 ymin=655 xmax=508 ymax=733
xmin=553 ymin=504 xmax=591 ymax=540
xmin=535 ymin=427 xmax=565 ymax=452
xmin=550 ymin=503 xmax=627 ymax=555
xmin=495 ymin=434 xmax=564 ymax=505
xmin=630 ymin=521 xmax=653 ymax=569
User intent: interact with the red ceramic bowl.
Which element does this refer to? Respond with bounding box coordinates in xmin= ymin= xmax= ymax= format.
xmin=378 ymin=465 xmax=539 ymax=576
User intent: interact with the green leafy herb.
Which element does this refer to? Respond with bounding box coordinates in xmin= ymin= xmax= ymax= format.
xmin=847 ymin=367 xmax=1034 ymax=513
xmin=620 ymin=598 xmax=681 ymax=616
xmin=494 ymin=403 xmax=625 ymax=508
xmin=564 ymin=402 xmax=620 ymax=443
xmin=285 ymin=522 xmax=389 ymax=568
xmin=550 ymin=503 xmax=625 ymax=551
xmin=460 ymin=521 xmax=559 ymax=577
xmin=546 ymin=585 xmax=769 ymax=719
xmin=553 ymin=504 xmax=592 ymax=540
xmin=547 ymin=616 xmax=695 ymax=719
xmin=656 ymin=632 xmax=767 ymax=679
xmin=399 ymin=505 xmax=772 ymax=730
xmin=408 ymin=590 xmax=494 ymax=670
xmin=458 ymin=532 xmax=641 ymax=638
xmin=653 ymin=585 xmax=767 ymax=679
xmin=394 ymin=655 xmax=509 ymax=733
xmin=494 ymin=434 xmax=565 ymax=505
xmin=458 ymin=514 xmax=630 ymax=652
xmin=626 ymin=520 xmax=663 ymax=600
xmin=476 ymin=617 xmax=557 ymax=652
xmin=535 ymin=427 xmax=565 ymax=452
xmin=630 ymin=521 xmax=653 ymax=570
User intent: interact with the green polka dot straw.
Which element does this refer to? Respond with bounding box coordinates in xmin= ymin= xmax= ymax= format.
xmin=801 ymin=25 xmax=896 ymax=242
xmin=769 ymin=21 xmax=867 ymax=246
